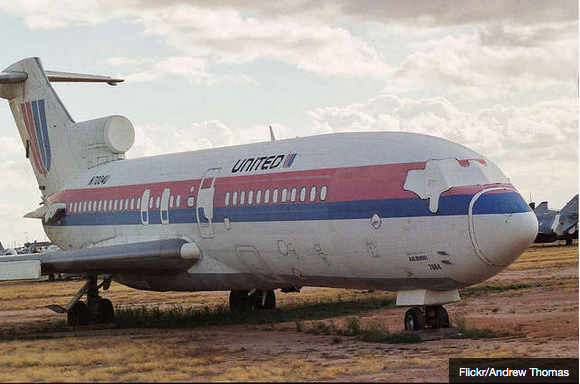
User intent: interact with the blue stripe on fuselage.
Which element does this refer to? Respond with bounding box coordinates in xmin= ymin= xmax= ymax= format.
xmin=45 ymin=192 xmax=530 ymax=227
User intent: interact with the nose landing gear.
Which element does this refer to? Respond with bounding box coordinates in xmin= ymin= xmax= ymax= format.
xmin=404 ymin=306 xmax=450 ymax=331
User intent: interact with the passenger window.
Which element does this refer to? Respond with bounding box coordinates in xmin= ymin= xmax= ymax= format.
xmin=300 ymin=187 xmax=306 ymax=202
xmin=88 ymin=201 xmax=92 ymax=211
xmin=248 ymin=190 xmax=253 ymax=205
xmin=114 ymin=200 xmax=118 ymax=211
xmin=119 ymin=200 xmax=124 ymax=211
xmin=149 ymin=197 xmax=153 ymax=209
xmin=320 ymin=186 xmax=327 ymax=201
xmin=156 ymin=196 xmax=160 ymax=209
xmin=273 ymin=189 xmax=279 ymax=203
xmin=310 ymin=186 xmax=317 ymax=202
xmin=225 ymin=192 xmax=230 ymax=206
xmin=233 ymin=191 xmax=238 ymax=205
xmin=98 ymin=200 xmax=103 ymax=211
xmin=176 ymin=195 xmax=180 ymax=207
xmin=281 ymin=188 xmax=287 ymax=203
xmin=240 ymin=191 xmax=245 ymax=205
xmin=83 ymin=201 xmax=87 ymax=212
xmin=256 ymin=190 xmax=262 ymax=204
xmin=125 ymin=198 xmax=129 ymax=210
xmin=264 ymin=189 xmax=270 ymax=204
xmin=290 ymin=187 xmax=297 ymax=202
xmin=137 ymin=198 xmax=141 ymax=209
xmin=131 ymin=198 xmax=135 ymax=210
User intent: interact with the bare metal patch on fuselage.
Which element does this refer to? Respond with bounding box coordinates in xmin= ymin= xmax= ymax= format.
xmin=403 ymin=158 xmax=508 ymax=213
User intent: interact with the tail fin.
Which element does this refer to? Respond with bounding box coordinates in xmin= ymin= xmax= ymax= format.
xmin=560 ymin=194 xmax=579 ymax=217
xmin=0 ymin=57 xmax=128 ymax=196
xmin=534 ymin=201 xmax=549 ymax=214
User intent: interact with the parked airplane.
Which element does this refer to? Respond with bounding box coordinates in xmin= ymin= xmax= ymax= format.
xmin=0 ymin=57 xmax=538 ymax=330
xmin=0 ymin=242 xmax=17 ymax=256
xmin=532 ymin=195 xmax=578 ymax=245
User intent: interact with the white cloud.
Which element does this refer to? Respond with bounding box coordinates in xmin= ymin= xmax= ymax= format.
xmin=309 ymin=94 xmax=578 ymax=207
xmin=384 ymin=27 xmax=578 ymax=101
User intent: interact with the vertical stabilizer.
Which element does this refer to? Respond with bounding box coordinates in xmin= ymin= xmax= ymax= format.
xmin=0 ymin=58 xmax=127 ymax=197
xmin=1 ymin=58 xmax=75 ymax=195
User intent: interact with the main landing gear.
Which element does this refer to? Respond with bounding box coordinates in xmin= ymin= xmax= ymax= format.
xmin=46 ymin=275 xmax=115 ymax=326
xmin=404 ymin=306 xmax=450 ymax=331
xmin=229 ymin=289 xmax=276 ymax=312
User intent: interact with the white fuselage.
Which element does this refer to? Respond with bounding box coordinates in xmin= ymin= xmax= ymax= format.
xmin=44 ymin=132 xmax=538 ymax=293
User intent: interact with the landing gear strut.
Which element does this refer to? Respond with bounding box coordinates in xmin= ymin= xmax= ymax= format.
xmin=229 ymin=289 xmax=276 ymax=312
xmin=64 ymin=275 xmax=115 ymax=326
xmin=404 ymin=306 xmax=450 ymax=331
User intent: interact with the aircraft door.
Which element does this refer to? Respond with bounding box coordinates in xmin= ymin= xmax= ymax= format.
xmin=197 ymin=168 xmax=221 ymax=238
xmin=160 ymin=187 xmax=170 ymax=225
xmin=140 ymin=189 xmax=150 ymax=225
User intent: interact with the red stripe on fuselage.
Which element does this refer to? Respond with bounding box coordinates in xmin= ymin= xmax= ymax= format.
xmin=49 ymin=160 xmax=515 ymax=211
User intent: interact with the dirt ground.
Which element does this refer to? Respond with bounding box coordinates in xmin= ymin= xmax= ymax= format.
xmin=0 ymin=242 xmax=577 ymax=382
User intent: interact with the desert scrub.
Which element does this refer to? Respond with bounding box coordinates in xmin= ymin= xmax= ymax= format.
xmin=115 ymin=294 xmax=396 ymax=329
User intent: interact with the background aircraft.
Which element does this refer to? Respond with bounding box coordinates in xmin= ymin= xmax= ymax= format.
xmin=0 ymin=57 xmax=538 ymax=331
xmin=532 ymin=194 xmax=578 ymax=245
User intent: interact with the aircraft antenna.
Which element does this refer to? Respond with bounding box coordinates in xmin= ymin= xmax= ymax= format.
xmin=269 ymin=125 xmax=276 ymax=141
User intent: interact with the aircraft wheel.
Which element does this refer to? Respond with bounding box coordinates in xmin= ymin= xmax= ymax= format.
xmin=263 ymin=289 xmax=276 ymax=310
xmin=432 ymin=306 xmax=450 ymax=328
xmin=96 ymin=298 xmax=115 ymax=323
xmin=229 ymin=290 xmax=251 ymax=312
xmin=404 ymin=307 xmax=425 ymax=331
xmin=67 ymin=301 xmax=89 ymax=326
xmin=250 ymin=289 xmax=276 ymax=310
xmin=425 ymin=306 xmax=450 ymax=329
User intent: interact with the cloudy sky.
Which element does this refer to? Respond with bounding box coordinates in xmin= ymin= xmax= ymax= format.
xmin=0 ymin=0 xmax=577 ymax=247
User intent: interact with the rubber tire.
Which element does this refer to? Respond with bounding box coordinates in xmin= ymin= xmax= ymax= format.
xmin=250 ymin=289 xmax=276 ymax=310
xmin=67 ymin=301 xmax=89 ymax=326
xmin=263 ymin=289 xmax=276 ymax=310
xmin=433 ymin=306 xmax=450 ymax=328
xmin=96 ymin=298 xmax=115 ymax=324
xmin=229 ymin=290 xmax=251 ymax=312
xmin=404 ymin=307 xmax=425 ymax=331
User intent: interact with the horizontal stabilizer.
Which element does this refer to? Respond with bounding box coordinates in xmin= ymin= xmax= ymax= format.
xmin=0 ymin=260 xmax=41 ymax=281
xmin=0 ymin=70 xmax=122 ymax=86
xmin=45 ymin=70 xmax=123 ymax=86
xmin=0 ymin=71 xmax=28 ymax=84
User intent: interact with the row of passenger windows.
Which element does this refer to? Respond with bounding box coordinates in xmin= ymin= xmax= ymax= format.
xmin=68 ymin=195 xmax=184 ymax=214
xmin=225 ymin=185 xmax=327 ymax=206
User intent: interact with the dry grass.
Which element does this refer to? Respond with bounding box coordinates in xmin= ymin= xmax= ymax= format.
xmin=508 ymin=243 xmax=578 ymax=270
xmin=0 ymin=333 xmax=406 ymax=382
xmin=0 ymin=243 xmax=576 ymax=381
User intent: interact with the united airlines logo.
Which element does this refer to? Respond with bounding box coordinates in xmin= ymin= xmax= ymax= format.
xmin=232 ymin=153 xmax=297 ymax=173
xmin=20 ymin=99 xmax=51 ymax=174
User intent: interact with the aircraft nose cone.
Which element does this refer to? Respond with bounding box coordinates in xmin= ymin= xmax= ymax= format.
xmin=469 ymin=188 xmax=538 ymax=267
